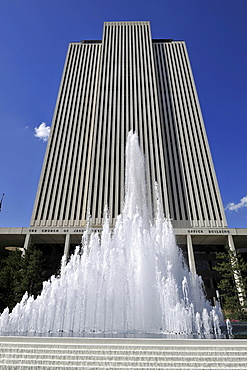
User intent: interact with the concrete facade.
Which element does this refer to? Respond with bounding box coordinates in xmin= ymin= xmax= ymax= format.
xmin=30 ymin=21 xmax=226 ymax=229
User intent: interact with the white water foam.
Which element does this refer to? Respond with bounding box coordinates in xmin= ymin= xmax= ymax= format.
xmin=0 ymin=132 xmax=224 ymax=337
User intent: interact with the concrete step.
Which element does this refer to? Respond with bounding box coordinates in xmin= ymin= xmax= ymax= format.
xmin=0 ymin=366 xmax=247 ymax=370
xmin=0 ymin=337 xmax=247 ymax=370
xmin=1 ymin=358 xmax=247 ymax=366
xmin=1 ymin=352 xmax=247 ymax=360
xmin=1 ymin=344 xmax=247 ymax=353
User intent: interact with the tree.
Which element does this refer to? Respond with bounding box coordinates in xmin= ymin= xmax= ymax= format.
xmin=213 ymin=245 xmax=247 ymax=320
xmin=0 ymin=249 xmax=22 ymax=312
xmin=14 ymin=245 xmax=44 ymax=302
xmin=0 ymin=245 xmax=45 ymax=313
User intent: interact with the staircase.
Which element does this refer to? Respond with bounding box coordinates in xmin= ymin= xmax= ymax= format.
xmin=0 ymin=337 xmax=247 ymax=369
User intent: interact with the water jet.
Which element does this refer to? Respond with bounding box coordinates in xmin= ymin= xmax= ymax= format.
xmin=0 ymin=132 xmax=224 ymax=339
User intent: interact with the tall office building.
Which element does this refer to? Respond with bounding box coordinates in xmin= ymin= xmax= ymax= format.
xmin=2 ymin=21 xmax=246 ymax=302
xmin=30 ymin=21 xmax=227 ymax=230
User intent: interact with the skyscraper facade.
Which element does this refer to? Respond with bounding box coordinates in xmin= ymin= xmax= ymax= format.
xmin=30 ymin=21 xmax=227 ymax=230
xmin=2 ymin=21 xmax=247 ymax=303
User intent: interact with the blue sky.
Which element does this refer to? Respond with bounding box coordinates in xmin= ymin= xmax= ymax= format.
xmin=0 ymin=0 xmax=246 ymax=228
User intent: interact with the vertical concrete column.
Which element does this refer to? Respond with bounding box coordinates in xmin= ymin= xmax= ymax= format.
xmin=187 ymin=234 xmax=196 ymax=275
xmin=63 ymin=233 xmax=71 ymax=259
xmin=227 ymin=234 xmax=245 ymax=306
xmin=23 ymin=234 xmax=32 ymax=255
xmin=228 ymin=234 xmax=236 ymax=252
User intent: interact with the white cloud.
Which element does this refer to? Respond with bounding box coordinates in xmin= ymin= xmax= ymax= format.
xmin=225 ymin=196 xmax=247 ymax=212
xmin=34 ymin=122 xmax=50 ymax=142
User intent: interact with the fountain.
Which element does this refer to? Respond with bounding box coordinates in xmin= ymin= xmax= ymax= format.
xmin=0 ymin=131 xmax=223 ymax=338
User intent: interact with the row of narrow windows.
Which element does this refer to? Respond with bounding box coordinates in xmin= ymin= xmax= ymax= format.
xmin=32 ymin=32 xmax=224 ymax=227
xmin=154 ymin=44 xmax=189 ymax=221
xmin=33 ymin=44 xmax=101 ymax=224
xmin=89 ymin=23 xmax=167 ymax=222
xmin=154 ymin=42 xmax=223 ymax=224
